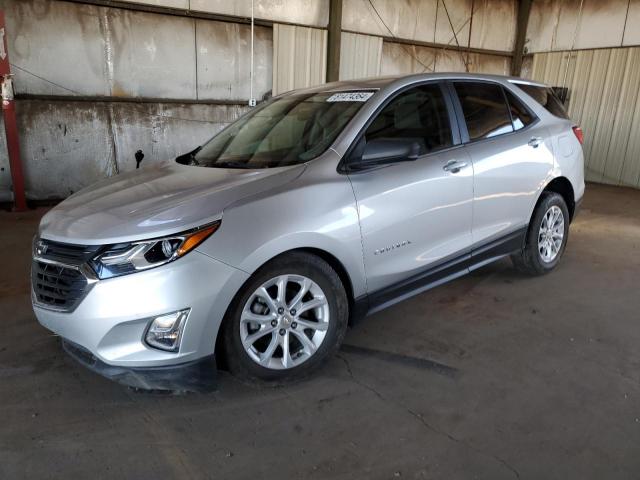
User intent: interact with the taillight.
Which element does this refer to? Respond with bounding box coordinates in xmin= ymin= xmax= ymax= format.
xmin=572 ymin=126 xmax=584 ymax=145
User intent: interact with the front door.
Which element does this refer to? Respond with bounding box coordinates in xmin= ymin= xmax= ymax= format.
xmin=346 ymin=82 xmax=474 ymax=296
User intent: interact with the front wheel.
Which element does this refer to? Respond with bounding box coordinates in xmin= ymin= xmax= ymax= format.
xmin=220 ymin=252 xmax=348 ymax=383
xmin=512 ymin=191 xmax=570 ymax=275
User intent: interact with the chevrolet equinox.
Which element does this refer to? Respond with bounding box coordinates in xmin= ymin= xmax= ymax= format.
xmin=32 ymin=74 xmax=585 ymax=390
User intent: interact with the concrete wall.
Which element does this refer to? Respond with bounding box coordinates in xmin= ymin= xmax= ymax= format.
xmin=4 ymin=0 xmax=273 ymax=101
xmin=16 ymin=100 xmax=247 ymax=199
xmin=0 ymin=0 xmax=270 ymax=200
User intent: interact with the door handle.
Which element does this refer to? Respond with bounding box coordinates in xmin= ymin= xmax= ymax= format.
xmin=443 ymin=160 xmax=468 ymax=173
xmin=528 ymin=137 xmax=543 ymax=148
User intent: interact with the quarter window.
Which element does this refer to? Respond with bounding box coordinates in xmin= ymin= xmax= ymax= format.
xmin=363 ymin=84 xmax=453 ymax=155
xmin=514 ymin=83 xmax=569 ymax=119
xmin=505 ymin=90 xmax=535 ymax=130
xmin=454 ymin=82 xmax=514 ymax=141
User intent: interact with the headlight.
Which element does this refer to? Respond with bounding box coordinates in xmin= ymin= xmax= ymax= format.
xmin=90 ymin=222 xmax=220 ymax=279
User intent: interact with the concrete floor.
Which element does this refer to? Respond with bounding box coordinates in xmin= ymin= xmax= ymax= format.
xmin=1 ymin=183 xmax=639 ymax=479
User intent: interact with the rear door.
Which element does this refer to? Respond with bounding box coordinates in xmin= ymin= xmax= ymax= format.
xmin=450 ymin=81 xmax=555 ymax=247
xmin=346 ymin=82 xmax=474 ymax=296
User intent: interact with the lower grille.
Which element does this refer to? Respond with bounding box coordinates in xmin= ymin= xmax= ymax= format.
xmin=62 ymin=340 xmax=98 ymax=367
xmin=32 ymin=260 xmax=89 ymax=311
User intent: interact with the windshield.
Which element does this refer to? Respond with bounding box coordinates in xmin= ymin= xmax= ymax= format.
xmin=182 ymin=91 xmax=373 ymax=169
xmin=177 ymin=91 xmax=374 ymax=168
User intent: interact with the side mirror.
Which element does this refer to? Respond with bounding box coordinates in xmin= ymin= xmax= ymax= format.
xmin=356 ymin=139 xmax=421 ymax=168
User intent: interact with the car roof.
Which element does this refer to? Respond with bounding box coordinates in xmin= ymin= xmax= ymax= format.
xmin=283 ymin=73 xmax=549 ymax=96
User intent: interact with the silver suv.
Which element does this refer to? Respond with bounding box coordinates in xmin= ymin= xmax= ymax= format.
xmin=32 ymin=74 xmax=585 ymax=390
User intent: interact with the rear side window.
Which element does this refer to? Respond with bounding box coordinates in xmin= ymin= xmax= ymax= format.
xmin=454 ymin=82 xmax=514 ymax=141
xmin=514 ymin=84 xmax=569 ymax=119
xmin=364 ymin=83 xmax=453 ymax=154
xmin=505 ymin=90 xmax=535 ymax=130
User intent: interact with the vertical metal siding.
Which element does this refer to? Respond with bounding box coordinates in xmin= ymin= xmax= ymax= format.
xmin=339 ymin=32 xmax=382 ymax=80
xmin=272 ymin=24 xmax=327 ymax=95
xmin=530 ymin=47 xmax=640 ymax=189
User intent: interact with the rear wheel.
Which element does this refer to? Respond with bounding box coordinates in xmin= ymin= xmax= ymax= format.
xmin=221 ymin=252 xmax=348 ymax=382
xmin=512 ymin=191 xmax=570 ymax=275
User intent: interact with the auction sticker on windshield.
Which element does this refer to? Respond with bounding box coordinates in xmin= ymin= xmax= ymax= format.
xmin=326 ymin=92 xmax=374 ymax=102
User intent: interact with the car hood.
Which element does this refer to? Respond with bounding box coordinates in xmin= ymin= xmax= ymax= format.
xmin=39 ymin=161 xmax=304 ymax=245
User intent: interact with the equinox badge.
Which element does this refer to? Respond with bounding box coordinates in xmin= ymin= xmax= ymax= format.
xmin=374 ymin=240 xmax=412 ymax=256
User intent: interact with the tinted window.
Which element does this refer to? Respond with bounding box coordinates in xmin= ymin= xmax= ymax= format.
xmin=515 ymin=84 xmax=569 ymax=119
xmin=187 ymin=91 xmax=370 ymax=169
xmin=505 ymin=90 xmax=535 ymax=130
xmin=363 ymin=83 xmax=453 ymax=154
xmin=454 ymin=82 xmax=513 ymax=140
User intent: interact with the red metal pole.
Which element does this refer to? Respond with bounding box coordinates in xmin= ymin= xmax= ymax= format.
xmin=0 ymin=11 xmax=27 ymax=211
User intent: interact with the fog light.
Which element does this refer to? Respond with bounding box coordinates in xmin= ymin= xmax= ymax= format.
xmin=145 ymin=309 xmax=190 ymax=352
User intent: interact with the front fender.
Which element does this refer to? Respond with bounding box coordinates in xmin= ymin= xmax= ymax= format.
xmin=196 ymin=158 xmax=367 ymax=299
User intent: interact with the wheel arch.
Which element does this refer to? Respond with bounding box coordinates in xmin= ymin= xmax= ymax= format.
xmin=214 ymin=246 xmax=361 ymax=369
xmin=541 ymin=176 xmax=576 ymax=221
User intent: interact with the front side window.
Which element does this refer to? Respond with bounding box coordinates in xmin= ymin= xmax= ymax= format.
xmin=505 ymin=90 xmax=535 ymax=130
xmin=186 ymin=91 xmax=372 ymax=169
xmin=362 ymin=83 xmax=453 ymax=155
xmin=454 ymin=82 xmax=514 ymax=141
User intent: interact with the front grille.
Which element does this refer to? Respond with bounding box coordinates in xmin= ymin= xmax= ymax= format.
xmin=32 ymin=238 xmax=100 ymax=312
xmin=36 ymin=239 xmax=101 ymax=264
xmin=32 ymin=261 xmax=89 ymax=311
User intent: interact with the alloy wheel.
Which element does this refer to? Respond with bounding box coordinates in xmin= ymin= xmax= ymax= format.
xmin=239 ymin=275 xmax=330 ymax=370
xmin=538 ymin=205 xmax=565 ymax=263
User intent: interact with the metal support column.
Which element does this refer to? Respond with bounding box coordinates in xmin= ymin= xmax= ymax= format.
xmin=326 ymin=0 xmax=342 ymax=82
xmin=511 ymin=0 xmax=532 ymax=77
xmin=0 ymin=11 xmax=26 ymax=211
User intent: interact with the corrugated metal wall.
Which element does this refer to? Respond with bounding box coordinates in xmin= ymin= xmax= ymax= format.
xmin=339 ymin=32 xmax=382 ymax=80
xmin=530 ymin=48 xmax=640 ymax=188
xmin=272 ymin=24 xmax=328 ymax=95
xmin=526 ymin=0 xmax=640 ymax=53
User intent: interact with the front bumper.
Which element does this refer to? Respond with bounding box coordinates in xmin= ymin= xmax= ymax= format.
xmin=62 ymin=339 xmax=217 ymax=391
xmin=33 ymin=250 xmax=249 ymax=383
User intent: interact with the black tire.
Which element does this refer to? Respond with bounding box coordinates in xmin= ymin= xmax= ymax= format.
xmin=511 ymin=191 xmax=570 ymax=276
xmin=220 ymin=251 xmax=348 ymax=383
